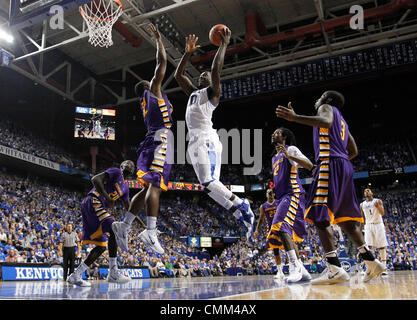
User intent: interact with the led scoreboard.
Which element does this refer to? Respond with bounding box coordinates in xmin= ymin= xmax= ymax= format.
xmin=220 ymin=39 xmax=417 ymax=101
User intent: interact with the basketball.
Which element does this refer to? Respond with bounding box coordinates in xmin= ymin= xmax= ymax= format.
xmin=209 ymin=24 xmax=230 ymax=46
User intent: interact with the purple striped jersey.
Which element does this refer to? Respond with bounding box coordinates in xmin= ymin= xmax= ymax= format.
xmin=272 ymin=145 xmax=305 ymax=200
xmin=313 ymin=106 xmax=349 ymax=163
xmin=88 ymin=167 xmax=129 ymax=208
xmin=140 ymin=89 xmax=173 ymax=136
xmin=261 ymin=200 xmax=279 ymax=229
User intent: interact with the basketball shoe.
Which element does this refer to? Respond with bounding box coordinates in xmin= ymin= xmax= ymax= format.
xmin=67 ymin=272 xmax=91 ymax=287
xmin=363 ymin=259 xmax=386 ymax=282
xmin=237 ymin=199 xmax=255 ymax=242
xmin=311 ymin=263 xmax=350 ymax=285
xmin=298 ymin=260 xmax=312 ymax=281
xmin=107 ymin=268 xmax=131 ymax=284
xmin=287 ymin=261 xmax=303 ymax=283
xmin=274 ymin=267 xmax=285 ymax=281
xmin=139 ymin=228 xmax=165 ymax=254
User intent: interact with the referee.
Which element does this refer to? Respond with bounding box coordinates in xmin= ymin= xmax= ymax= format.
xmin=59 ymin=224 xmax=80 ymax=281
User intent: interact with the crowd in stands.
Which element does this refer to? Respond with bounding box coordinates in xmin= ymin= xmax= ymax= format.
xmin=352 ymin=135 xmax=416 ymax=172
xmin=1 ymin=161 xmax=417 ymax=279
xmin=0 ymin=118 xmax=89 ymax=171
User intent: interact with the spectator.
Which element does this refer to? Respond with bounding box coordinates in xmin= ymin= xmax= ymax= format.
xmin=0 ymin=226 xmax=7 ymax=243
xmin=6 ymin=249 xmax=19 ymax=262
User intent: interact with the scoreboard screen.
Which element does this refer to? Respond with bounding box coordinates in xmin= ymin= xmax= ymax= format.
xmin=221 ymin=38 xmax=417 ymax=102
xmin=74 ymin=106 xmax=116 ymax=141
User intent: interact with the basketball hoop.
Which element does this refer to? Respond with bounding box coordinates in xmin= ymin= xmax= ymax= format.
xmin=79 ymin=0 xmax=124 ymax=48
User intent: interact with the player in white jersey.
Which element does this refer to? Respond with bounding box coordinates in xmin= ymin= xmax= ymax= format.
xmin=360 ymin=188 xmax=388 ymax=274
xmin=175 ymin=30 xmax=255 ymax=241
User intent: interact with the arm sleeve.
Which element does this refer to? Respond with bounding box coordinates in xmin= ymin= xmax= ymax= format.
xmin=287 ymin=146 xmax=310 ymax=168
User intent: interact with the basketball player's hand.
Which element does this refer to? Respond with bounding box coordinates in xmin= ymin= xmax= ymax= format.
xmin=185 ymin=34 xmax=201 ymax=53
xmin=276 ymin=144 xmax=289 ymax=158
xmin=276 ymin=102 xmax=297 ymax=122
xmin=253 ymin=230 xmax=259 ymax=238
xmin=148 ymin=23 xmax=161 ymax=40
xmin=220 ymin=27 xmax=231 ymax=46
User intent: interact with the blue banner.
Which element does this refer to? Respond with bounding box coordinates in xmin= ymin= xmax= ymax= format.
xmin=0 ymin=265 xmax=150 ymax=280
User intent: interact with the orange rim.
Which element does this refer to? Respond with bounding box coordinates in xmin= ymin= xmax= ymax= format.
xmin=79 ymin=0 xmax=124 ymax=23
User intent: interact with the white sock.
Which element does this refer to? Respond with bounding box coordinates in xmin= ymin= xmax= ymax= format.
xmin=109 ymin=257 xmax=117 ymax=271
xmin=232 ymin=197 xmax=243 ymax=208
xmin=207 ymin=190 xmax=234 ymax=209
xmin=277 ymin=264 xmax=283 ymax=273
xmin=286 ymin=250 xmax=297 ymax=264
xmin=124 ymin=212 xmax=136 ymax=225
xmin=205 ymin=180 xmax=243 ymax=209
xmin=147 ymin=216 xmax=157 ymax=230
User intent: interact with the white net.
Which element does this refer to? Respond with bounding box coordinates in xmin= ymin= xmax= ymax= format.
xmin=79 ymin=0 xmax=123 ymax=48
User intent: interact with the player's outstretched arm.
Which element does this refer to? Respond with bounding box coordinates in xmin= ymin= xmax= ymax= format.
xmin=175 ymin=34 xmax=199 ymax=96
xmin=209 ymin=28 xmax=231 ymax=105
xmin=276 ymin=102 xmax=334 ymax=128
xmin=149 ymin=23 xmax=167 ymax=98
xmin=346 ymin=132 xmax=358 ymax=160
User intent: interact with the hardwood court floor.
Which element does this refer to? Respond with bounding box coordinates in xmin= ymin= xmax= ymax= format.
xmin=0 ymin=270 xmax=416 ymax=300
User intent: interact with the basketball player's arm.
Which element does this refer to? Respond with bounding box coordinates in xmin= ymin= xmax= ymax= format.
xmin=254 ymin=206 xmax=265 ymax=238
xmin=209 ymin=28 xmax=231 ymax=105
xmin=175 ymin=35 xmax=199 ymax=96
xmin=346 ymin=132 xmax=358 ymax=160
xmin=280 ymin=145 xmax=314 ymax=170
xmin=91 ymin=172 xmax=115 ymax=208
xmin=149 ymin=24 xmax=166 ymax=98
xmin=276 ymin=103 xmax=334 ymax=128
xmin=375 ymin=199 xmax=385 ymax=216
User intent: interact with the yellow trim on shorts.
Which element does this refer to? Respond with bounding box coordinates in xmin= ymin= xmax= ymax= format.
xmin=136 ymin=170 xmax=168 ymax=191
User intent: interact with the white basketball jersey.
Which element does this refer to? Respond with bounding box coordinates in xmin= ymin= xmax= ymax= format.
xmin=185 ymin=87 xmax=218 ymax=136
xmin=361 ymin=199 xmax=384 ymax=224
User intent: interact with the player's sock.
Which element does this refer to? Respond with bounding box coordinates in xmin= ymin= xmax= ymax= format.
xmin=207 ymin=188 xmax=234 ymax=209
xmin=204 ymin=180 xmax=236 ymax=209
xmin=147 ymin=216 xmax=157 ymax=230
xmin=325 ymin=250 xmax=341 ymax=267
xmin=109 ymin=257 xmax=118 ymax=271
xmin=286 ymin=249 xmax=297 ymax=264
xmin=123 ymin=212 xmax=136 ymax=225
xmin=358 ymin=244 xmax=375 ymax=261
xmin=231 ymin=196 xmax=243 ymax=207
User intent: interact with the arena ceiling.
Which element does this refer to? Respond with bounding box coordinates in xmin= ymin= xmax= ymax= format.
xmin=1 ymin=0 xmax=417 ymax=106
